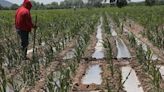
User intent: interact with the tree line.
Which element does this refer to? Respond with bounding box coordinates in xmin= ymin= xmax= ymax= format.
xmin=0 ymin=0 xmax=163 ymax=10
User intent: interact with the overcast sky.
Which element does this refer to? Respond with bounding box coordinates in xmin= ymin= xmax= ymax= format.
xmin=7 ymin=0 xmax=145 ymax=5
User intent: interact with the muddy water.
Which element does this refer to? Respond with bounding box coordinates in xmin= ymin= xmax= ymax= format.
xmin=92 ymin=39 xmax=104 ymax=59
xmin=122 ymin=66 xmax=144 ymax=92
xmin=63 ymin=49 xmax=75 ymax=59
xmin=82 ymin=65 xmax=102 ymax=85
xmin=110 ymin=25 xmax=131 ymax=59
xmin=116 ymin=37 xmax=131 ymax=59
xmin=82 ymin=18 xmax=103 ymax=86
xmin=92 ymin=17 xmax=104 ymax=59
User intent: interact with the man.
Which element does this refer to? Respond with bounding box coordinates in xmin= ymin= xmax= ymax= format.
xmin=15 ymin=0 xmax=36 ymax=59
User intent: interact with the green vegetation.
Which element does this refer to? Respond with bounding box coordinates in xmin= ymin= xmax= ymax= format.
xmin=105 ymin=6 xmax=164 ymax=50
xmin=0 ymin=9 xmax=99 ymax=91
xmin=0 ymin=5 xmax=164 ymax=91
xmin=145 ymin=0 xmax=156 ymax=6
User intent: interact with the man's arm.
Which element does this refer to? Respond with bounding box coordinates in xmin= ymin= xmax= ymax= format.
xmin=24 ymin=11 xmax=33 ymax=30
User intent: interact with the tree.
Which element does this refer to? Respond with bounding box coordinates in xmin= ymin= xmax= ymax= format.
xmin=60 ymin=1 xmax=66 ymax=8
xmin=88 ymin=0 xmax=103 ymax=7
xmin=74 ymin=0 xmax=84 ymax=7
xmin=46 ymin=2 xmax=59 ymax=9
xmin=60 ymin=0 xmax=84 ymax=8
xmin=0 ymin=4 xmax=3 ymax=10
xmin=145 ymin=0 xmax=155 ymax=6
xmin=30 ymin=0 xmax=45 ymax=9
xmin=116 ymin=0 xmax=127 ymax=8
xmin=110 ymin=0 xmax=116 ymax=3
xmin=10 ymin=4 xmax=19 ymax=10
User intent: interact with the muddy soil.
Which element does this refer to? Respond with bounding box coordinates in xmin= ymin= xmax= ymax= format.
xmin=124 ymin=20 xmax=164 ymax=60
xmin=24 ymin=38 xmax=78 ymax=92
xmin=116 ymin=22 xmax=164 ymax=92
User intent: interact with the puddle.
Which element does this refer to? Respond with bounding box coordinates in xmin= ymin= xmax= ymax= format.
xmin=116 ymin=38 xmax=131 ymax=59
xmin=92 ymin=50 xmax=104 ymax=59
xmin=156 ymin=65 xmax=164 ymax=80
xmin=110 ymin=26 xmax=117 ymax=36
xmin=63 ymin=49 xmax=75 ymax=59
xmin=92 ymin=40 xmax=104 ymax=59
xmin=92 ymin=17 xmax=104 ymax=59
xmin=96 ymin=25 xmax=103 ymax=40
xmin=109 ymin=25 xmax=131 ymax=59
xmin=82 ymin=65 xmax=102 ymax=85
xmin=122 ymin=66 xmax=144 ymax=92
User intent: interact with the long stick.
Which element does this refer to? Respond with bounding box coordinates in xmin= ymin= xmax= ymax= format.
xmin=32 ymin=15 xmax=38 ymax=61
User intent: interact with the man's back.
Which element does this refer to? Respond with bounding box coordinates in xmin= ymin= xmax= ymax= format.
xmin=15 ymin=3 xmax=33 ymax=31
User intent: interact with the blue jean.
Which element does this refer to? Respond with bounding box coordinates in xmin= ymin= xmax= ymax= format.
xmin=17 ymin=29 xmax=29 ymax=57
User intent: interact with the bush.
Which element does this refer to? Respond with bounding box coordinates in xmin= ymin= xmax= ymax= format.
xmin=116 ymin=0 xmax=128 ymax=8
xmin=145 ymin=0 xmax=155 ymax=6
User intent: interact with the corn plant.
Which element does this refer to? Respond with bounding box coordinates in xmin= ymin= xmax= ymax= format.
xmin=136 ymin=44 xmax=146 ymax=65
xmin=0 ymin=67 xmax=7 ymax=92
xmin=103 ymin=38 xmax=114 ymax=77
xmin=128 ymin=33 xmax=137 ymax=48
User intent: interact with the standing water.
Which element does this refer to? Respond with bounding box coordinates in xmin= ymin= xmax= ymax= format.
xmin=82 ymin=65 xmax=102 ymax=85
xmin=92 ymin=17 xmax=104 ymax=59
xmin=82 ymin=18 xmax=103 ymax=85
xmin=122 ymin=66 xmax=144 ymax=92
xmin=109 ymin=24 xmax=131 ymax=59
xmin=116 ymin=37 xmax=131 ymax=59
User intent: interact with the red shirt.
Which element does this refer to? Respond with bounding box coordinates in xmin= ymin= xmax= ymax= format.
xmin=15 ymin=6 xmax=33 ymax=32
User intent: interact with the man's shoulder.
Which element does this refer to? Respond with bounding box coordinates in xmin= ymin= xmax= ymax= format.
xmin=18 ymin=7 xmax=29 ymax=14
